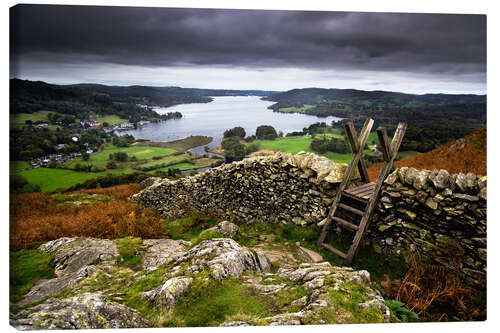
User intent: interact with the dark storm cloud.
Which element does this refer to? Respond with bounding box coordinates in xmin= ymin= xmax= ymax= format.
xmin=10 ymin=5 xmax=486 ymax=75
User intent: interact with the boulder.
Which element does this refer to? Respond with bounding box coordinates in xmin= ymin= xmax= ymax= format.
xmin=10 ymin=293 xmax=147 ymax=330
xmin=297 ymin=246 xmax=324 ymax=263
xmin=174 ymin=238 xmax=264 ymax=280
xmin=142 ymin=276 xmax=193 ymax=308
xmin=207 ymin=221 xmax=239 ymax=238
xmin=140 ymin=239 xmax=191 ymax=271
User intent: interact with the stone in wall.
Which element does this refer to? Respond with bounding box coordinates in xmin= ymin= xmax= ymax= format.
xmin=370 ymin=167 xmax=486 ymax=289
xmin=131 ymin=152 xmax=346 ymax=226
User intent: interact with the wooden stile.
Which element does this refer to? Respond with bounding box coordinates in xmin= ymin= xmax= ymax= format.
xmin=317 ymin=119 xmax=407 ymax=265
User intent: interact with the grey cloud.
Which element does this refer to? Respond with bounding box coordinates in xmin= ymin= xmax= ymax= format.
xmin=10 ymin=5 xmax=486 ymax=77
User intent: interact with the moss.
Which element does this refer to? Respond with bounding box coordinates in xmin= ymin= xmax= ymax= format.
xmin=163 ymin=277 xmax=269 ymax=327
xmin=10 ymin=250 xmax=55 ymax=302
xmin=190 ymin=229 xmax=224 ymax=246
xmin=163 ymin=216 xmax=218 ymax=241
xmin=114 ymin=237 xmax=143 ymax=269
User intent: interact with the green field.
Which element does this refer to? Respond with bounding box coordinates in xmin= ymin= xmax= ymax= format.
xmin=279 ymin=104 xmax=316 ymax=113
xmin=63 ymin=145 xmax=177 ymax=169
xmin=249 ymin=135 xmax=352 ymax=164
xmin=10 ymin=111 xmax=60 ymax=130
xmin=137 ymin=153 xmax=194 ymax=169
xmin=134 ymin=136 xmax=213 ymax=152
xmin=18 ymin=168 xmax=136 ymax=192
xmin=147 ymin=157 xmax=219 ymax=173
xmin=89 ymin=114 xmax=128 ymax=125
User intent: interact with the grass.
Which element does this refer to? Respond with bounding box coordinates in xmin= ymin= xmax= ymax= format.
xmin=18 ymin=167 xmax=136 ymax=192
xmin=163 ymin=215 xmax=218 ymax=241
xmin=248 ymin=135 xmax=352 ymax=164
xmin=279 ymin=104 xmax=316 ymax=113
xmin=137 ymin=153 xmax=195 ymax=169
xmin=163 ymin=277 xmax=269 ymax=327
xmin=10 ymin=111 xmax=61 ymax=130
xmin=10 ymin=250 xmax=55 ymax=302
xmin=63 ymin=144 xmax=177 ymax=170
xmin=89 ymin=114 xmax=128 ymax=125
xmin=114 ymin=237 xmax=144 ymax=269
xmin=135 ymin=136 xmax=213 ymax=152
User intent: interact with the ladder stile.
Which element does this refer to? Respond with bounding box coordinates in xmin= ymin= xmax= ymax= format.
xmin=317 ymin=119 xmax=407 ymax=265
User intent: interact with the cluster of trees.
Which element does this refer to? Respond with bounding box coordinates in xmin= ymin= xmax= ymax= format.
xmin=10 ymin=126 xmax=107 ymax=161
xmin=256 ymin=125 xmax=278 ymax=140
xmin=223 ymin=126 xmax=246 ymax=138
xmin=112 ymin=135 xmax=134 ymax=147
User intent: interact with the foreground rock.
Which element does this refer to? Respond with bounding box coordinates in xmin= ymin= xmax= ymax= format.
xmin=18 ymin=238 xmax=119 ymax=306
xmin=131 ymin=152 xmax=346 ymax=225
xmin=140 ymin=239 xmax=191 ymax=271
xmin=11 ymin=293 xmax=147 ymax=330
xmin=224 ymin=262 xmax=390 ymax=326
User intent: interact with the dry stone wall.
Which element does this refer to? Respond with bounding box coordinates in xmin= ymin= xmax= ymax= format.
xmin=370 ymin=167 xmax=486 ymax=289
xmin=131 ymin=152 xmax=347 ymax=225
xmin=133 ymin=153 xmax=486 ymax=289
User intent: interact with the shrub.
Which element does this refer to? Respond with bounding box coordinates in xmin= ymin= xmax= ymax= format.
xmin=256 ymin=125 xmax=278 ymax=140
xmin=223 ymin=126 xmax=246 ymax=138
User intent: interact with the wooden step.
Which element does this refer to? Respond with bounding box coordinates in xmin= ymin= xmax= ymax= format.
xmin=332 ymin=216 xmax=360 ymax=231
xmin=341 ymin=191 xmax=369 ymax=203
xmin=321 ymin=243 xmax=347 ymax=259
xmin=338 ymin=203 xmax=364 ymax=216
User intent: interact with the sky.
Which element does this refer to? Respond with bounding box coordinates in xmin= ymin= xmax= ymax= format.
xmin=10 ymin=4 xmax=487 ymax=94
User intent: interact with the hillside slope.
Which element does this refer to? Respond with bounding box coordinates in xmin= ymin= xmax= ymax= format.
xmin=367 ymin=126 xmax=486 ymax=180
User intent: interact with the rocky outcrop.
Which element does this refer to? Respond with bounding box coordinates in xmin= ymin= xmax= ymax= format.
xmin=18 ymin=238 xmax=120 ymax=306
xmin=223 ymin=262 xmax=389 ymax=326
xmin=173 ymin=238 xmax=268 ymax=280
xmin=140 ymin=239 xmax=191 ymax=271
xmin=131 ymin=152 xmax=345 ymax=225
xmin=141 ymin=276 xmax=194 ymax=308
xmin=371 ymin=167 xmax=487 ymax=288
xmin=11 ymin=293 xmax=147 ymax=330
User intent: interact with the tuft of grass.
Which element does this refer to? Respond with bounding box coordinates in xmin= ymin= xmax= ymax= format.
xmin=10 ymin=250 xmax=55 ymax=302
xmin=163 ymin=215 xmax=218 ymax=241
xmin=190 ymin=229 xmax=224 ymax=246
xmin=323 ymin=281 xmax=386 ymax=324
xmin=114 ymin=237 xmax=143 ymax=269
xmin=163 ymin=277 xmax=269 ymax=327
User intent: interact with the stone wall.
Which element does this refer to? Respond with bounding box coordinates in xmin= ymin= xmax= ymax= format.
xmin=131 ymin=152 xmax=346 ymax=225
xmin=133 ymin=153 xmax=487 ymax=289
xmin=370 ymin=167 xmax=486 ymax=289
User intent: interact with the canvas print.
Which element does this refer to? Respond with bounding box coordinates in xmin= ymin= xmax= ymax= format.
xmin=9 ymin=4 xmax=486 ymax=329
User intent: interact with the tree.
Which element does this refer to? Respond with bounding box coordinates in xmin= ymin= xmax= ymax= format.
xmin=82 ymin=152 xmax=90 ymax=161
xmin=224 ymin=126 xmax=246 ymax=138
xmin=256 ymin=125 xmax=278 ymax=140
xmin=106 ymin=160 xmax=118 ymax=169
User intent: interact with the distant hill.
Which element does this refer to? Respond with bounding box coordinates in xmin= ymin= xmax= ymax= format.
xmin=264 ymin=87 xmax=486 ymax=113
xmin=10 ymin=79 xmax=279 ymax=115
xmin=367 ymin=126 xmax=487 ymax=180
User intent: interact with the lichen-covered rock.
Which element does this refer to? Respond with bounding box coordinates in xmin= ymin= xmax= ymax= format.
xmin=141 ymin=276 xmax=193 ymax=308
xmin=297 ymin=246 xmax=324 ymax=263
xmin=18 ymin=265 xmax=99 ymax=306
xmin=18 ymin=238 xmax=120 ymax=306
xmin=39 ymin=237 xmax=119 ymax=276
xmin=131 ymin=152 xmax=344 ymax=225
xmin=140 ymin=239 xmax=191 ymax=271
xmin=10 ymin=293 xmax=147 ymax=330
xmin=174 ymin=238 xmax=264 ymax=280
xmin=207 ymin=221 xmax=239 ymax=237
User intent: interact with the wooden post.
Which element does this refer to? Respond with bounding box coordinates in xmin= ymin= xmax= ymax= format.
xmin=317 ymin=118 xmax=374 ymax=247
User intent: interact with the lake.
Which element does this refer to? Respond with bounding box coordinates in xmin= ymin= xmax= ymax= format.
xmin=120 ymin=96 xmax=343 ymax=154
